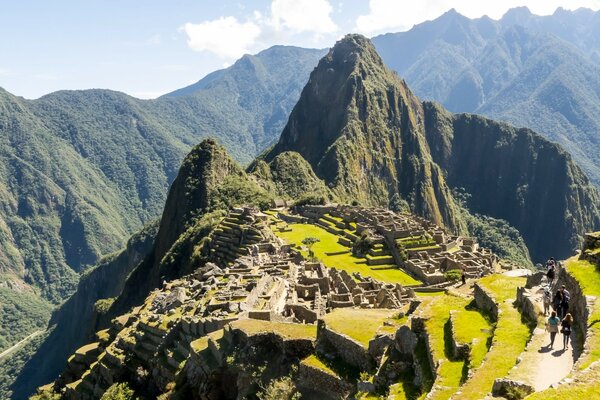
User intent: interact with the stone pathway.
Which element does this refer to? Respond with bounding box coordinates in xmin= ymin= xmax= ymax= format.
xmin=506 ymin=286 xmax=575 ymax=391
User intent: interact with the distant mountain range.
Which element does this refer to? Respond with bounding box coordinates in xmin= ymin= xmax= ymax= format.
xmin=372 ymin=6 xmax=600 ymax=186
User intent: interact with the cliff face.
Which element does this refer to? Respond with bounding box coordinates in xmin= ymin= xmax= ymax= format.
xmin=265 ymin=34 xmax=465 ymax=233
xmin=423 ymin=102 xmax=600 ymax=261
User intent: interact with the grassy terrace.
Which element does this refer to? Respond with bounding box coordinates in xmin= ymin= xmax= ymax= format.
xmin=418 ymin=294 xmax=491 ymax=400
xmin=229 ymin=319 xmax=317 ymax=341
xmin=273 ymin=222 xmax=420 ymax=286
xmin=302 ymin=354 xmax=338 ymax=375
xmin=526 ymin=256 xmax=600 ymax=400
xmin=322 ymin=308 xmax=405 ymax=347
xmin=454 ymin=275 xmax=530 ymax=399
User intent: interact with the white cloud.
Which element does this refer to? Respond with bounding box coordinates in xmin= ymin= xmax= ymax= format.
xmin=182 ymin=16 xmax=261 ymax=59
xmin=269 ymin=0 xmax=338 ymax=34
xmin=356 ymin=0 xmax=600 ymax=35
xmin=0 ymin=68 xmax=10 ymax=77
xmin=182 ymin=0 xmax=338 ymax=60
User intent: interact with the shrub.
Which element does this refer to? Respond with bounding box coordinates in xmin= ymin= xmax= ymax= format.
xmin=444 ymin=270 xmax=462 ymax=282
xmin=257 ymin=376 xmax=300 ymax=400
xmin=101 ymin=382 xmax=137 ymax=400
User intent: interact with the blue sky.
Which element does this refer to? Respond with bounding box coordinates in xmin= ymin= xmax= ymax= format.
xmin=1 ymin=0 xmax=599 ymax=99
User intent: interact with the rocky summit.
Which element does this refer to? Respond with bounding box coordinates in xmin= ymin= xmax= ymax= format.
xmin=13 ymin=34 xmax=600 ymax=400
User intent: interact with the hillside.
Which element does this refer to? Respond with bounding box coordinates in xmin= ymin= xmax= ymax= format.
xmin=372 ymin=7 xmax=600 ymax=186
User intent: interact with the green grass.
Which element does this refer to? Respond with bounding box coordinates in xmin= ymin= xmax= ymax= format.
xmin=229 ymin=319 xmax=317 ymax=340
xmin=477 ymin=274 xmax=527 ymax=302
xmin=302 ymin=354 xmax=338 ymax=376
xmin=274 ymin=223 xmax=420 ymax=286
xmin=451 ymin=307 xmax=493 ymax=369
xmin=457 ymin=275 xmax=531 ymax=399
xmin=322 ymin=308 xmax=403 ymax=347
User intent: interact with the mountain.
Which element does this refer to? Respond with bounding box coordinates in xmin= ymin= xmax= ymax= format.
xmin=264 ymin=35 xmax=465 ymax=234
xmin=266 ymin=34 xmax=600 ymax=262
xmin=372 ymin=7 xmax=600 ymax=186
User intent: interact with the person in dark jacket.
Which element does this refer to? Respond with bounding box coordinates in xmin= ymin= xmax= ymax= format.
xmin=553 ymin=290 xmax=564 ymax=319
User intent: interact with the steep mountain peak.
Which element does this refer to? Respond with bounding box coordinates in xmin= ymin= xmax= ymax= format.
xmin=501 ymin=6 xmax=533 ymax=25
xmin=265 ymin=34 xmax=464 ymax=232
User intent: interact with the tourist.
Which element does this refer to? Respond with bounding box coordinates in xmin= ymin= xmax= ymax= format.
xmin=543 ymin=288 xmax=552 ymax=316
xmin=553 ymin=290 xmax=564 ymax=319
xmin=546 ymin=265 xmax=555 ymax=286
xmin=560 ymin=285 xmax=571 ymax=301
xmin=546 ymin=311 xmax=560 ymax=348
xmin=461 ymin=268 xmax=466 ymax=285
xmin=561 ymin=313 xmax=573 ymax=350
xmin=546 ymin=257 xmax=556 ymax=269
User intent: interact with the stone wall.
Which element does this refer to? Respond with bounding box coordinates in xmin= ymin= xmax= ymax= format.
xmin=297 ymin=362 xmax=352 ymax=399
xmin=557 ymin=266 xmax=597 ymax=369
xmin=474 ymin=283 xmax=499 ymax=321
xmin=317 ymin=321 xmax=374 ymax=371
xmin=448 ymin=311 xmax=469 ymax=360
xmin=515 ymin=287 xmax=541 ymax=325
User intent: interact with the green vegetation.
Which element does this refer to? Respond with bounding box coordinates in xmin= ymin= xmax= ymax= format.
xmin=301 ymin=237 xmax=320 ymax=259
xmin=322 ymin=308 xmax=404 ymax=347
xmin=274 ymin=222 xmax=420 ymax=286
xmin=101 ymin=382 xmax=137 ymax=399
xmin=451 ymin=305 xmax=493 ymax=370
xmin=94 ymin=298 xmax=115 ymax=315
xmin=0 ymin=329 xmax=48 ymax=399
xmin=302 ymin=354 xmax=338 ymax=375
xmin=460 ymin=207 xmax=533 ymax=268
xmin=0 ymin=287 xmax=52 ymax=353
xmin=257 ymin=376 xmax=300 ymax=400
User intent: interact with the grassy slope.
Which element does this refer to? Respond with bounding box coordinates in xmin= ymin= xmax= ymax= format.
xmin=321 ymin=308 xmax=404 ymax=347
xmin=273 ymin=222 xmax=420 ymax=286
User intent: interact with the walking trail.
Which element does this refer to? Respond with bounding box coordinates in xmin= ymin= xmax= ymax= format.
xmin=0 ymin=330 xmax=44 ymax=362
xmin=506 ymin=284 xmax=575 ymax=390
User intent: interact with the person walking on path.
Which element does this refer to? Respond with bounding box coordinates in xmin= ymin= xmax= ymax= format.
xmin=546 ymin=311 xmax=560 ymax=348
xmin=561 ymin=313 xmax=573 ymax=350
xmin=461 ymin=267 xmax=466 ymax=286
xmin=553 ymin=290 xmax=564 ymax=319
xmin=543 ymin=288 xmax=552 ymax=316
xmin=546 ymin=265 xmax=555 ymax=286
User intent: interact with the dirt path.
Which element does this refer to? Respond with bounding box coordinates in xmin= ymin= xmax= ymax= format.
xmin=506 ymin=287 xmax=575 ymax=390
xmin=0 ymin=330 xmax=44 ymax=362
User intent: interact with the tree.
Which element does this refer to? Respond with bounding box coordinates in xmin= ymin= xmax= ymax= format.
xmin=101 ymin=383 xmax=137 ymax=400
xmin=302 ymin=237 xmax=320 ymax=260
